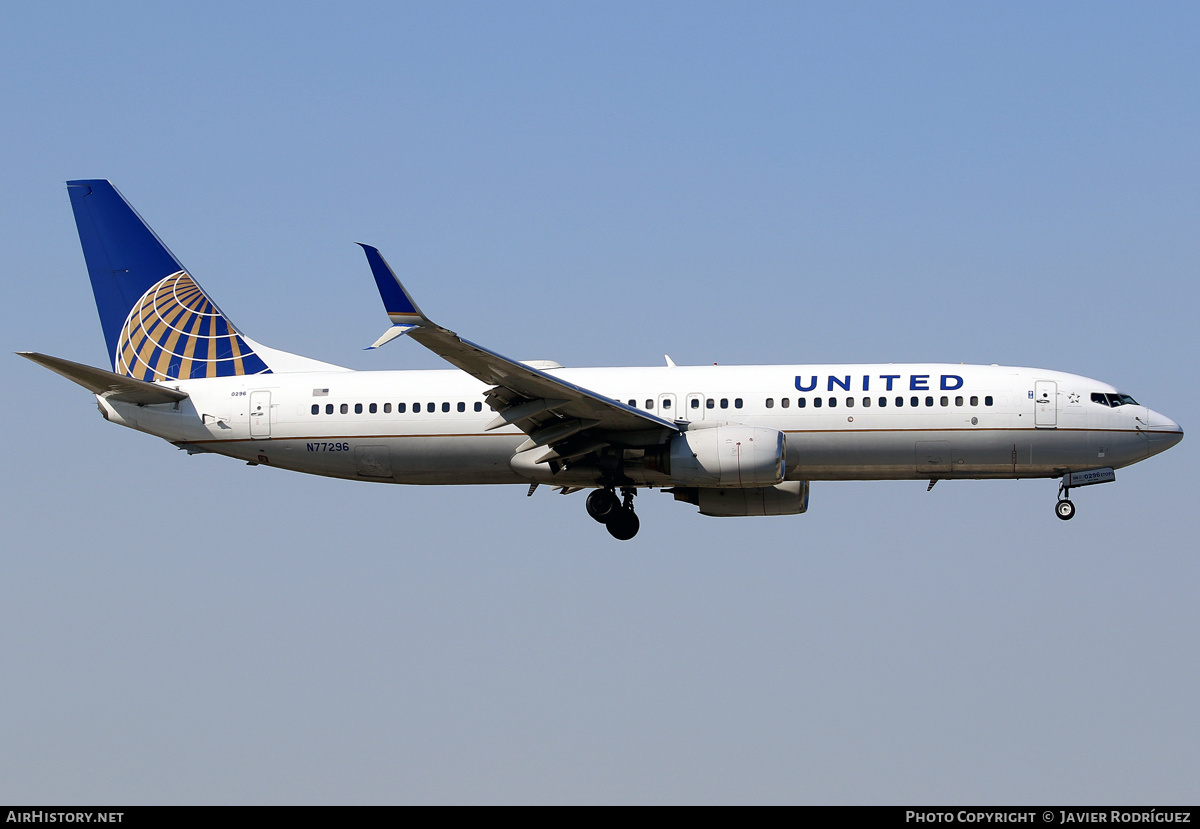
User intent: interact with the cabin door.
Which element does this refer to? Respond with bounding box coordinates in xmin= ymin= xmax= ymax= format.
xmin=1034 ymin=381 xmax=1057 ymax=428
xmin=249 ymin=391 xmax=271 ymax=438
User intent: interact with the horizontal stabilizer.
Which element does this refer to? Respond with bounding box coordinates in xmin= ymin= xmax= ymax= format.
xmin=18 ymin=352 xmax=188 ymax=405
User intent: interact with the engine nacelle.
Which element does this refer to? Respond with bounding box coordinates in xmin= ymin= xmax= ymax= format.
xmin=673 ymin=481 xmax=810 ymax=517
xmin=667 ymin=424 xmax=786 ymax=487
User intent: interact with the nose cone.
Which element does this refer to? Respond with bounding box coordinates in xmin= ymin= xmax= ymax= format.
xmin=1146 ymin=410 xmax=1184 ymax=455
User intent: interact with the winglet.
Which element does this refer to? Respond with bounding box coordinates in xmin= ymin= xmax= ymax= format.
xmin=357 ymin=243 xmax=428 ymax=349
xmin=365 ymin=325 xmax=413 ymax=350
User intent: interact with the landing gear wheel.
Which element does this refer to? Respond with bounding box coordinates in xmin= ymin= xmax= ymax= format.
xmin=1055 ymin=499 xmax=1076 ymax=521
xmin=606 ymin=508 xmax=640 ymax=541
xmin=586 ymin=488 xmax=620 ymax=524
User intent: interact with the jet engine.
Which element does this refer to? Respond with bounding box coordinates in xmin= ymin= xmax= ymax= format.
xmin=666 ymin=424 xmax=786 ymax=487
xmin=671 ymin=481 xmax=810 ymax=516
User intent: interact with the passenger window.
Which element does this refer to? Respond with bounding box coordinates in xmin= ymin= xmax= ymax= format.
xmin=910 ymin=397 xmax=919 ymax=407
xmin=896 ymin=396 xmax=904 ymax=407
xmin=355 ymin=403 xmax=363 ymax=414
xmin=940 ymin=396 xmax=948 ymax=407
xmin=706 ymin=398 xmax=715 ymax=409
xmin=846 ymin=397 xmax=854 ymax=407
xmin=325 ymin=404 xmax=333 ymax=414
xmin=340 ymin=404 xmax=349 ymax=414
xmin=413 ymin=403 xmax=421 ymax=413
xmin=969 ymin=396 xmax=978 ymax=406
xmin=645 ymin=400 xmax=654 ymax=410
xmin=384 ymin=403 xmax=392 ymax=413
xmin=474 ymin=402 xmax=482 ymax=412
xmin=781 ymin=398 xmax=790 ymax=409
xmin=662 ymin=399 xmax=671 ymax=410
xmin=691 ymin=398 xmax=700 ymax=409
xmin=457 ymin=402 xmax=465 ymax=412
xmin=765 ymin=398 xmax=774 ymax=408
xmin=734 ymin=398 xmax=743 ymax=409
xmin=442 ymin=402 xmax=450 ymax=413
xmin=878 ymin=396 xmax=887 ymax=407
xmin=797 ymin=398 xmax=806 ymax=408
xmin=955 ymin=396 xmax=963 ymax=407
xmin=814 ymin=397 xmax=822 ymax=408
xmin=428 ymin=402 xmax=435 ymax=412
xmin=925 ymin=396 xmax=934 ymax=407
xmin=828 ymin=397 xmax=837 ymax=408
xmin=862 ymin=397 xmax=871 ymax=407
xmin=720 ymin=398 xmax=729 ymax=409
xmin=397 ymin=403 xmax=406 ymax=413
xmin=370 ymin=403 xmax=378 ymax=414
xmin=311 ymin=404 xmax=319 ymax=415
xmin=985 ymin=396 xmax=994 ymax=406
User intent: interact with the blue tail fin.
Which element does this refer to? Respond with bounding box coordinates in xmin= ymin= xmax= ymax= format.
xmin=67 ymin=180 xmax=271 ymax=381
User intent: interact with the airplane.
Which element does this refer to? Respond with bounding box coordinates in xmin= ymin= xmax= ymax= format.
xmin=19 ymin=180 xmax=1184 ymax=540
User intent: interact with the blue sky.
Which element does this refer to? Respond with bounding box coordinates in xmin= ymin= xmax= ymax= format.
xmin=2 ymin=1 xmax=1197 ymax=804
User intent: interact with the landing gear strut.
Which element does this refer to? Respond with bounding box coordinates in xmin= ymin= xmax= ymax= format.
xmin=1055 ymin=479 xmax=1076 ymax=521
xmin=586 ymin=486 xmax=640 ymax=540
xmin=1053 ymin=468 xmax=1117 ymax=521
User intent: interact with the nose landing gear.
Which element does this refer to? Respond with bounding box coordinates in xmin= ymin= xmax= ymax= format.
xmin=1053 ymin=468 xmax=1116 ymax=520
xmin=585 ymin=486 xmax=640 ymax=540
xmin=1055 ymin=477 xmax=1076 ymax=520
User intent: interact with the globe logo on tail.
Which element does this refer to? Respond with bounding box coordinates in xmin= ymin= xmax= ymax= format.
xmin=114 ymin=271 xmax=270 ymax=381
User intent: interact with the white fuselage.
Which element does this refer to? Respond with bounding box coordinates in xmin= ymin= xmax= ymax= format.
xmin=96 ymin=362 xmax=1182 ymax=487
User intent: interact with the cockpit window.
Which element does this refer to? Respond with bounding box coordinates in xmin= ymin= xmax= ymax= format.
xmin=1093 ymin=392 xmax=1139 ymax=407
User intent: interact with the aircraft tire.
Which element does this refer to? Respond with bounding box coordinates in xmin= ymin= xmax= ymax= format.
xmin=1055 ymin=499 xmax=1076 ymax=521
xmin=586 ymin=488 xmax=621 ymax=523
xmin=605 ymin=509 xmax=640 ymax=541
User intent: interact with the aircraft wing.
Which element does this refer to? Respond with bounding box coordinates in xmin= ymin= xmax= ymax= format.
xmin=18 ymin=352 xmax=189 ymax=405
xmin=357 ymin=245 xmax=679 ymax=462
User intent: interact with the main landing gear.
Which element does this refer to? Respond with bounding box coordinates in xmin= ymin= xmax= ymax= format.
xmin=586 ymin=487 xmax=640 ymax=540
